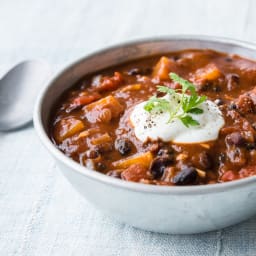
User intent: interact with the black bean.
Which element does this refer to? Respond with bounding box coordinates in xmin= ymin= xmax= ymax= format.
xmin=127 ymin=67 xmax=152 ymax=76
xmin=218 ymin=153 xmax=226 ymax=164
xmin=227 ymin=73 xmax=240 ymax=91
xmin=214 ymin=98 xmax=224 ymax=106
xmin=226 ymin=132 xmax=245 ymax=146
xmin=86 ymin=149 xmax=99 ymax=159
xmin=95 ymin=142 xmax=114 ymax=154
xmin=172 ymin=167 xmax=197 ymax=185
xmin=150 ymin=156 xmax=173 ymax=179
xmin=172 ymin=56 xmax=180 ymax=61
xmin=213 ymin=86 xmax=221 ymax=92
xmin=106 ymin=170 xmax=121 ymax=179
xmin=200 ymin=82 xmax=212 ymax=92
xmin=200 ymin=82 xmax=222 ymax=93
xmin=229 ymin=103 xmax=237 ymax=110
xmin=245 ymin=143 xmax=256 ymax=150
xmin=127 ymin=68 xmax=140 ymax=75
xmin=96 ymin=162 xmax=106 ymax=172
xmin=231 ymin=74 xmax=240 ymax=83
xmin=225 ymin=57 xmax=233 ymax=62
xmin=115 ymin=138 xmax=132 ymax=156
xmin=199 ymin=152 xmax=212 ymax=169
xmin=157 ymin=147 xmax=174 ymax=157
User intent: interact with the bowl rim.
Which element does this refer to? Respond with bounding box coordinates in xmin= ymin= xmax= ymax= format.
xmin=33 ymin=34 xmax=256 ymax=195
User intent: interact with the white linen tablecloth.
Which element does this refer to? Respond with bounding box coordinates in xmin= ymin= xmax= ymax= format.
xmin=1 ymin=0 xmax=256 ymax=255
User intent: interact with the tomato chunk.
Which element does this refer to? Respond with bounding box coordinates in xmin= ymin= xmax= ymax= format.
xmin=72 ymin=92 xmax=101 ymax=106
xmin=121 ymin=164 xmax=151 ymax=182
xmin=95 ymin=72 xmax=123 ymax=91
xmin=220 ymin=170 xmax=238 ymax=182
xmin=239 ymin=166 xmax=256 ymax=178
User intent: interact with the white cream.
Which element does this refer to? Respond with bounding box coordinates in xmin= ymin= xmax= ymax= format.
xmin=130 ymin=95 xmax=225 ymax=143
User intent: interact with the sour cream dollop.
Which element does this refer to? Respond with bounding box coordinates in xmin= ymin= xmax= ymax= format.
xmin=130 ymin=95 xmax=225 ymax=143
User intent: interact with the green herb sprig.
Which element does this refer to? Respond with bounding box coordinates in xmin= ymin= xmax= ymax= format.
xmin=144 ymin=73 xmax=207 ymax=127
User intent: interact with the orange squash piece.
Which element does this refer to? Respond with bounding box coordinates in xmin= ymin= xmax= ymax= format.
xmin=112 ymin=151 xmax=153 ymax=169
xmin=152 ymin=56 xmax=178 ymax=80
xmin=55 ymin=117 xmax=85 ymax=142
xmin=83 ymin=95 xmax=124 ymax=123
xmin=194 ymin=63 xmax=221 ymax=82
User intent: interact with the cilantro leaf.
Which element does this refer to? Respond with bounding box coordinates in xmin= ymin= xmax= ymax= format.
xmin=170 ymin=73 xmax=196 ymax=95
xmin=180 ymin=115 xmax=200 ymax=127
xmin=187 ymin=108 xmax=204 ymax=114
xmin=195 ymin=95 xmax=207 ymax=105
xmin=157 ymin=85 xmax=175 ymax=95
xmin=144 ymin=96 xmax=170 ymax=113
xmin=144 ymin=72 xmax=207 ymax=128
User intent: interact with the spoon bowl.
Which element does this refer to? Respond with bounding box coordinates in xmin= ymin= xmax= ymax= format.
xmin=0 ymin=60 xmax=50 ymax=131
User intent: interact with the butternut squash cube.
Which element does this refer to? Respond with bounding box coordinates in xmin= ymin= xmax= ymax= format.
xmin=194 ymin=63 xmax=221 ymax=82
xmin=120 ymin=83 xmax=141 ymax=92
xmin=55 ymin=117 xmax=85 ymax=142
xmin=91 ymin=133 xmax=112 ymax=145
xmin=152 ymin=56 xmax=178 ymax=80
xmin=112 ymin=151 xmax=153 ymax=169
xmin=83 ymin=95 xmax=124 ymax=123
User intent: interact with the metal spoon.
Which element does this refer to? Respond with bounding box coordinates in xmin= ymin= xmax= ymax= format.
xmin=0 ymin=60 xmax=51 ymax=131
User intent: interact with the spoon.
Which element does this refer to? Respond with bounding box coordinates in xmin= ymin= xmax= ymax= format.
xmin=0 ymin=60 xmax=51 ymax=131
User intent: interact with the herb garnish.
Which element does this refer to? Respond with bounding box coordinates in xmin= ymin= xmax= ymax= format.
xmin=144 ymin=73 xmax=207 ymax=127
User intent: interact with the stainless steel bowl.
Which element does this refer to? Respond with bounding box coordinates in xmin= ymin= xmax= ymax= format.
xmin=34 ymin=35 xmax=256 ymax=234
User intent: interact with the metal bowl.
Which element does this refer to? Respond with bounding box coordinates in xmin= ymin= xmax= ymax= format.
xmin=34 ymin=35 xmax=256 ymax=234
